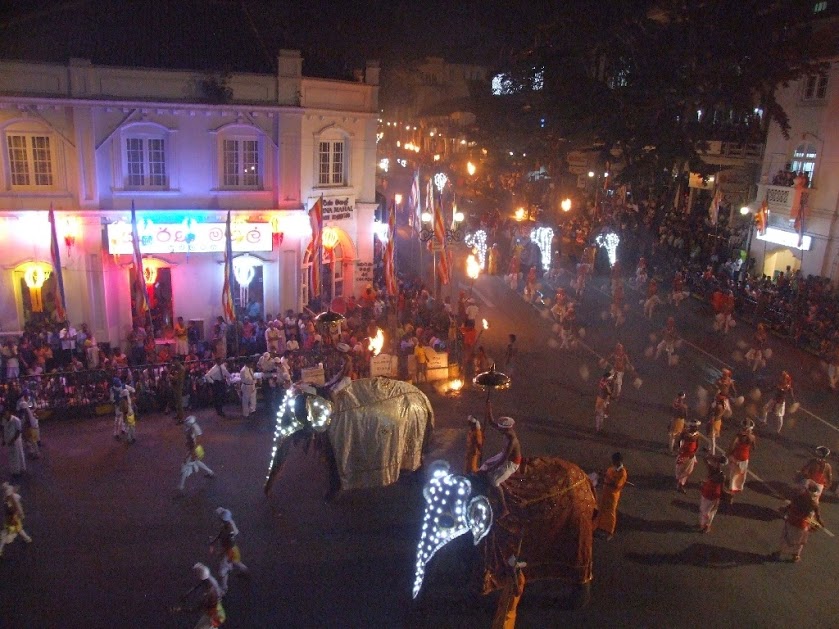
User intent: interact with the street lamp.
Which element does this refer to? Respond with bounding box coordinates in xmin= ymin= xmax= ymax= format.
xmin=739 ymin=205 xmax=750 ymax=216
xmin=588 ymin=171 xmax=595 ymax=178
xmin=421 ymin=211 xmax=433 ymax=223
xmin=561 ymin=198 xmax=572 ymax=212
xmin=467 ymin=161 xmax=477 ymax=176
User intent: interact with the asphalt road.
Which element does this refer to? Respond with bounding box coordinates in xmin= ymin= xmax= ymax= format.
xmin=2 ymin=253 xmax=839 ymax=628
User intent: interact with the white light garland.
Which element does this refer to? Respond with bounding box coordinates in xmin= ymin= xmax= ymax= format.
xmin=412 ymin=463 xmax=493 ymax=599
xmin=530 ymin=226 xmax=554 ymax=271
xmin=464 ymin=229 xmax=488 ymax=269
xmin=595 ymin=231 xmax=620 ymax=267
xmin=433 ymin=172 xmax=449 ymax=193
xmin=265 ymin=388 xmax=333 ymax=481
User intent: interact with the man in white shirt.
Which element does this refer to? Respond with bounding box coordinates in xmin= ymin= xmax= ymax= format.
xmin=239 ymin=359 xmax=257 ymax=419
xmin=59 ymin=324 xmax=77 ymax=366
xmin=465 ymin=299 xmax=479 ymax=326
xmin=205 ymin=358 xmax=231 ymax=418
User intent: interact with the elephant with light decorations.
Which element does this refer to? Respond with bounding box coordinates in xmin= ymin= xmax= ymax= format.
xmin=412 ymin=457 xmax=596 ymax=606
xmin=264 ymin=377 xmax=434 ymax=496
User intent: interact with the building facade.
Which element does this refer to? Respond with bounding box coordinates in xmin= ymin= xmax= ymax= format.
xmin=0 ymin=52 xmax=380 ymax=346
xmin=754 ymin=54 xmax=839 ymax=280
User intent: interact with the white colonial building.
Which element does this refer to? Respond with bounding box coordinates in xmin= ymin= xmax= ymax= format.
xmin=0 ymin=52 xmax=381 ymax=346
xmin=754 ymin=53 xmax=839 ymax=281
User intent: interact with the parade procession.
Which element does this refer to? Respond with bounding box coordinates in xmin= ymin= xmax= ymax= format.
xmin=4 ymin=1 xmax=839 ymax=627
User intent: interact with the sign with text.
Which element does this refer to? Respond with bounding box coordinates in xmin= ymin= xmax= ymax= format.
xmin=356 ymin=261 xmax=374 ymax=283
xmin=107 ymin=222 xmax=272 ymax=255
xmin=300 ymin=366 xmax=326 ymax=385
xmin=370 ymin=353 xmax=397 ymax=378
xmin=321 ymin=197 xmax=354 ymax=221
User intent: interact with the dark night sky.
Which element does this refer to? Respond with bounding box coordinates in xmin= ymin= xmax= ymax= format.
xmin=0 ymin=0 xmax=542 ymax=77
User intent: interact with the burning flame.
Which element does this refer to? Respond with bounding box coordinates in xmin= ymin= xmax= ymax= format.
xmin=482 ymin=319 xmax=489 ymax=330
xmin=449 ymin=379 xmax=464 ymax=392
xmin=466 ymin=254 xmax=481 ymax=280
xmin=368 ymin=328 xmax=384 ymax=356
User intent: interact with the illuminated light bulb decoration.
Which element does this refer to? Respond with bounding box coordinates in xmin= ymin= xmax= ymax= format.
xmin=433 ymin=172 xmax=448 ymax=193
xmin=530 ymin=226 xmax=554 ymax=271
xmin=232 ymin=254 xmax=259 ymax=308
xmin=595 ymin=231 xmax=621 ymax=267
xmin=412 ymin=461 xmax=493 ymax=599
xmin=22 ymin=263 xmax=52 ymax=313
xmin=265 ymin=388 xmax=333 ymax=482
xmin=463 ymin=229 xmax=488 ymax=269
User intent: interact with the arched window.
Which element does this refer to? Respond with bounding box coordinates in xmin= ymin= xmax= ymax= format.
xmin=315 ymin=127 xmax=349 ymax=187
xmin=214 ymin=124 xmax=265 ymax=190
xmin=120 ymin=122 xmax=172 ymax=189
xmin=791 ymin=143 xmax=817 ymax=188
xmin=2 ymin=120 xmax=64 ymax=191
xmin=302 ymin=235 xmax=349 ymax=306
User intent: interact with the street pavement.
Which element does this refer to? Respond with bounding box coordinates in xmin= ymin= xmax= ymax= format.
xmin=2 ymin=257 xmax=839 ymax=628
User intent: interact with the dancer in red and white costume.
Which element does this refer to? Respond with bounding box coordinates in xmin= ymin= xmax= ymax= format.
xmin=699 ymin=454 xmax=727 ymax=533
xmin=643 ymin=278 xmax=661 ymax=319
xmin=655 ymin=317 xmax=679 ymax=363
xmin=726 ymin=419 xmax=756 ymax=501
xmin=715 ymin=368 xmax=737 ymax=419
xmin=675 ymin=420 xmax=701 ymax=493
xmin=669 ymin=270 xmax=690 ymax=307
xmin=760 ymin=371 xmax=796 ymax=433
xmin=745 ymin=323 xmax=770 ymax=372
xmin=714 ymin=289 xmax=736 ymax=335
xmin=797 ymin=446 xmax=832 ymax=503
xmin=551 ymin=287 xmax=569 ymax=322
xmin=605 ymin=342 xmax=633 ymax=400
xmin=595 ymin=371 xmax=615 ymax=432
xmin=559 ymin=304 xmax=578 ymax=350
xmin=635 ymin=256 xmax=648 ymax=287
xmin=668 ymin=392 xmax=688 ymax=453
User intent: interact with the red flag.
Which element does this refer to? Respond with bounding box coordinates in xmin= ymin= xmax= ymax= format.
xmin=130 ymin=201 xmax=150 ymax=322
xmin=754 ymin=195 xmax=768 ymax=236
xmin=384 ymin=199 xmax=397 ymax=296
xmin=48 ymin=207 xmax=67 ymax=322
xmin=432 ymin=196 xmax=450 ymax=284
xmin=222 ymin=210 xmax=236 ymax=323
xmin=309 ymin=197 xmax=323 ymax=302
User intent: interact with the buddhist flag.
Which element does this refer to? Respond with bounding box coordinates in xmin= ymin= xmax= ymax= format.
xmin=409 ymin=169 xmax=421 ymax=231
xmin=708 ymin=188 xmax=721 ymax=226
xmin=432 ymin=196 xmax=450 ymax=285
xmin=48 ymin=206 xmax=68 ymax=322
xmin=384 ymin=199 xmax=397 ymax=296
xmin=130 ymin=201 xmax=149 ymax=321
xmin=754 ymin=195 xmax=768 ymax=236
xmin=222 ymin=210 xmax=236 ymax=323
xmin=309 ymin=196 xmax=323 ymax=302
xmin=426 ymin=177 xmax=435 ymax=251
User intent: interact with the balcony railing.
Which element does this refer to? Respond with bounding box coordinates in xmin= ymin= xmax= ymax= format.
xmin=756 ymin=183 xmax=796 ymax=216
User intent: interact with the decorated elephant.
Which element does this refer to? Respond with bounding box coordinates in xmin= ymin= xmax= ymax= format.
xmin=412 ymin=457 xmax=596 ymax=604
xmin=264 ymin=377 xmax=434 ymax=495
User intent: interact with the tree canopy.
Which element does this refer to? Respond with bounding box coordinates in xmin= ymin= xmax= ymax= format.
xmin=474 ymin=0 xmax=827 ymax=189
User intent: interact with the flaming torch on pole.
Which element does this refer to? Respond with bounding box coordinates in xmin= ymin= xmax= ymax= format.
xmin=368 ymin=327 xmax=384 ymax=357
xmin=476 ymin=318 xmax=489 ymax=345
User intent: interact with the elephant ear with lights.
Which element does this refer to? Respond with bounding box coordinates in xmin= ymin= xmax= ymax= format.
xmin=412 ymin=461 xmax=493 ymax=599
xmin=263 ymin=388 xmax=333 ymax=494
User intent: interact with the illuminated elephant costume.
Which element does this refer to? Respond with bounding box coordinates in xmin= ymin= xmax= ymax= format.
xmin=412 ymin=458 xmax=596 ymax=602
xmin=264 ymin=377 xmax=434 ymax=495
